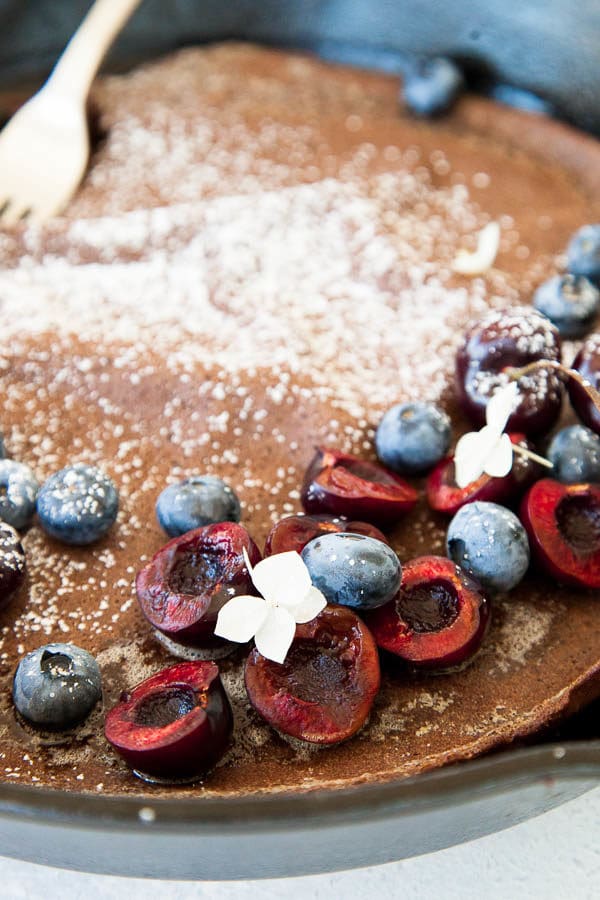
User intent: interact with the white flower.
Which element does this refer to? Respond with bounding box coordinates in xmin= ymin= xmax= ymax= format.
xmin=214 ymin=548 xmax=327 ymax=664
xmin=452 ymin=222 xmax=500 ymax=276
xmin=453 ymin=382 xmax=518 ymax=488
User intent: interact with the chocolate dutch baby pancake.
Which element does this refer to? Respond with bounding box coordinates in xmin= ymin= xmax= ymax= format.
xmin=0 ymin=43 xmax=599 ymax=797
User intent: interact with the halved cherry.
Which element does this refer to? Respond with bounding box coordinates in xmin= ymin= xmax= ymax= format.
xmin=244 ymin=604 xmax=381 ymax=744
xmin=365 ymin=556 xmax=490 ymax=669
xmin=136 ymin=522 xmax=262 ymax=648
xmin=105 ymin=661 xmax=232 ymax=780
xmin=520 ymin=479 xmax=600 ymax=588
xmin=426 ymin=433 xmax=541 ymax=515
xmin=264 ymin=513 xmax=388 ymax=556
xmin=301 ymin=447 xmax=418 ymax=526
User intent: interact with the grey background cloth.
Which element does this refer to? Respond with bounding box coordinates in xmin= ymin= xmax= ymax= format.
xmin=0 ymin=1 xmax=599 ymax=132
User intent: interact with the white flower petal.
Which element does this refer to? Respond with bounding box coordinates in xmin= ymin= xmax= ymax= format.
xmin=485 ymin=382 xmax=519 ymax=431
xmin=454 ymin=431 xmax=489 ymax=488
xmin=254 ymin=606 xmax=297 ymax=664
xmin=292 ymin=586 xmax=327 ymax=624
xmin=214 ymin=595 xmax=268 ymax=643
xmin=452 ymin=222 xmax=501 ymax=276
xmin=483 ymin=433 xmax=514 ymax=478
xmin=249 ymin=550 xmax=313 ymax=609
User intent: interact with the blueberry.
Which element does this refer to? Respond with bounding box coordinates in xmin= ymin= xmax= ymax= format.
xmin=301 ymin=532 xmax=401 ymax=611
xmin=446 ymin=501 xmax=530 ymax=593
xmin=156 ymin=475 xmax=241 ymax=537
xmin=567 ymin=225 xmax=600 ymax=286
xmin=0 ymin=459 xmax=39 ymax=530
xmin=533 ymin=274 xmax=599 ymax=338
xmin=0 ymin=521 xmax=26 ymax=610
xmin=402 ymin=57 xmax=464 ymax=117
xmin=13 ymin=642 xmax=102 ymax=728
xmin=547 ymin=425 xmax=600 ymax=484
xmin=37 ymin=464 xmax=118 ymax=545
xmin=375 ymin=401 xmax=451 ymax=474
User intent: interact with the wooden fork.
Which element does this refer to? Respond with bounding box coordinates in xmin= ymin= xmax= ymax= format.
xmin=0 ymin=0 xmax=143 ymax=225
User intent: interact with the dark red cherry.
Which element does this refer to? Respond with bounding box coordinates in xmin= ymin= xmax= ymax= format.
xmin=104 ymin=661 xmax=232 ymax=780
xmin=264 ymin=513 xmax=388 ymax=556
xmin=365 ymin=556 xmax=490 ymax=669
xmin=569 ymin=334 xmax=600 ymax=434
xmin=244 ymin=604 xmax=381 ymax=744
xmin=520 ymin=479 xmax=600 ymax=589
xmin=456 ymin=307 xmax=563 ymax=435
xmin=426 ymin=433 xmax=541 ymax=516
xmin=0 ymin=522 xmax=26 ymax=610
xmin=136 ymin=522 xmax=261 ymax=648
xmin=301 ymin=447 xmax=418 ymax=526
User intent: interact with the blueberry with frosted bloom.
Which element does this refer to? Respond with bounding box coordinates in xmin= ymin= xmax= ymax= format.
xmin=567 ymin=224 xmax=600 ymax=286
xmin=302 ymin=532 xmax=401 ymax=611
xmin=375 ymin=401 xmax=451 ymax=474
xmin=533 ymin=274 xmax=599 ymax=338
xmin=446 ymin=501 xmax=530 ymax=593
xmin=13 ymin=642 xmax=102 ymax=728
xmin=156 ymin=475 xmax=241 ymax=537
xmin=547 ymin=426 xmax=600 ymax=484
xmin=37 ymin=464 xmax=118 ymax=545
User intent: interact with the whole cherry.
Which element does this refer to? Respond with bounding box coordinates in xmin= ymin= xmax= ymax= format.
xmin=456 ymin=307 xmax=563 ymax=436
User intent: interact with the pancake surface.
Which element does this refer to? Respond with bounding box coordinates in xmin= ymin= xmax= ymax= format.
xmin=0 ymin=43 xmax=599 ymax=796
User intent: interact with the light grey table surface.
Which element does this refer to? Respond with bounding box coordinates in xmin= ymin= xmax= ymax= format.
xmin=0 ymin=786 xmax=598 ymax=898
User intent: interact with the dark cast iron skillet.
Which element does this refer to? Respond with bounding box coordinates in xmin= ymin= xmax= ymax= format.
xmin=0 ymin=0 xmax=599 ymax=879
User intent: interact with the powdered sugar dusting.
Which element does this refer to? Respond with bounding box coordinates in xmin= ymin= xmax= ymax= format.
xmin=0 ymin=43 xmax=591 ymax=793
xmin=1 ymin=176 xmax=521 ymax=421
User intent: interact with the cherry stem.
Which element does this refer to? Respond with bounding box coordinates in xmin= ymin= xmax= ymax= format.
xmin=506 ymin=359 xmax=600 ymax=414
xmin=512 ymin=443 xmax=553 ymax=469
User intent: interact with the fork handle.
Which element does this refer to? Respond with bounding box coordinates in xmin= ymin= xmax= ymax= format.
xmin=48 ymin=0 xmax=144 ymax=100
